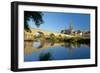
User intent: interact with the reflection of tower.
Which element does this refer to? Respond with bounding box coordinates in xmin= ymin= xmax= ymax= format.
xmin=69 ymin=21 xmax=74 ymax=35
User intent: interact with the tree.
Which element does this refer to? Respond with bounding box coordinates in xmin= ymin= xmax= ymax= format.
xmin=61 ymin=30 xmax=64 ymax=33
xmin=24 ymin=11 xmax=44 ymax=32
xmin=77 ymin=30 xmax=81 ymax=33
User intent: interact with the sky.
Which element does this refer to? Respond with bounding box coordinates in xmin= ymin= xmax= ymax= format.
xmin=27 ymin=11 xmax=90 ymax=33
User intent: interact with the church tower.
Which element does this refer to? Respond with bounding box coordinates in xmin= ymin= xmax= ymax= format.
xmin=69 ymin=21 xmax=74 ymax=34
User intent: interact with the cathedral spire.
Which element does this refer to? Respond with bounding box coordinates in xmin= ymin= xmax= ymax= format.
xmin=69 ymin=20 xmax=73 ymax=30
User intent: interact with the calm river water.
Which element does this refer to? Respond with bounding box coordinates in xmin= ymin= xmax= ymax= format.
xmin=24 ymin=40 xmax=90 ymax=62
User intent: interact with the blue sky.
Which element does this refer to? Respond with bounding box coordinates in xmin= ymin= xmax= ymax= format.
xmin=27 ymin=12 xmax=90 ymax=33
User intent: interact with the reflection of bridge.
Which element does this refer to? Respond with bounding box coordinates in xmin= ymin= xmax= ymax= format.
xmin=24 ymin=41 xmax=63 ymax=55
xmin=24 ymin=28 xmax=74 ymax=40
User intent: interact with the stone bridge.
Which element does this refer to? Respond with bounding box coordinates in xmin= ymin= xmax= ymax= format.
xmin=24 ymin=28 xmax=73 ymax=40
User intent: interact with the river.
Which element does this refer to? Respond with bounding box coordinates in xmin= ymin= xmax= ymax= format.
xmin=24 ymin=40 xmax=90 ymax=62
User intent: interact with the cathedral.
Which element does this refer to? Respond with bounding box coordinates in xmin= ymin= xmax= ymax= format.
xmin=61 ymin=21 xmax=74 ymax=35
xmin=61 ymin=21 xmax=90 ymax=38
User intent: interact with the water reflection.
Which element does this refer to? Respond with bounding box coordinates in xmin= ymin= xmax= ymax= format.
xmin=33 ymin=40 xmax=43 ymax=49
xmin=39 ymin=52 xmax=52 ymax=61
xmin=24 ymin=40 xmax=90 ymax=61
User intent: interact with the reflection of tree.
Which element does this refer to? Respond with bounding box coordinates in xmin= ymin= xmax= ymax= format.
xmin=62 ymin=42 xmax=81 ymax=55
xmin=77 ymin=30 xmax=81 ymax=33
xmin=50 ymin=42 xmax=55 ymax=46
xmin=63 ymin=42 xmax=81 ymax=49
xmin=39 ymin=52 xmax=52 ymax=61
xmin=24 ymin=11 xmax=44 ymax=31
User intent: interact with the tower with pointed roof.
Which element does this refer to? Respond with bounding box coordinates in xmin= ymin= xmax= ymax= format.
xmin=69 ymin=21 xmax=74 ymax=35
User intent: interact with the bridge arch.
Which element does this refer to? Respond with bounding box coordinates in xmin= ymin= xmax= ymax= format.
xmin=33 ymin=31 xmax=45 ymax=39
xmin=49 ymin=33 xmax=56 ymax=38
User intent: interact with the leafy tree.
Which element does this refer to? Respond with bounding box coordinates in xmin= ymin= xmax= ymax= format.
xmin=24 ymin=11 xmax=44 ymax=31
xmin=77 ymin=30 xmax=81 ymax=33
xmin=61 ymin=30 xmax=64 ymax=33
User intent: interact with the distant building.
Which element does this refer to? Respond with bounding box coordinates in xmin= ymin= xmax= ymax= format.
xmin=61 ymin=21 xmax=74 ymax=35
xmin=61 ymin=21 xmax=90 ymax=37
xmin=82 ymin=31 xmax=90 ymax=38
